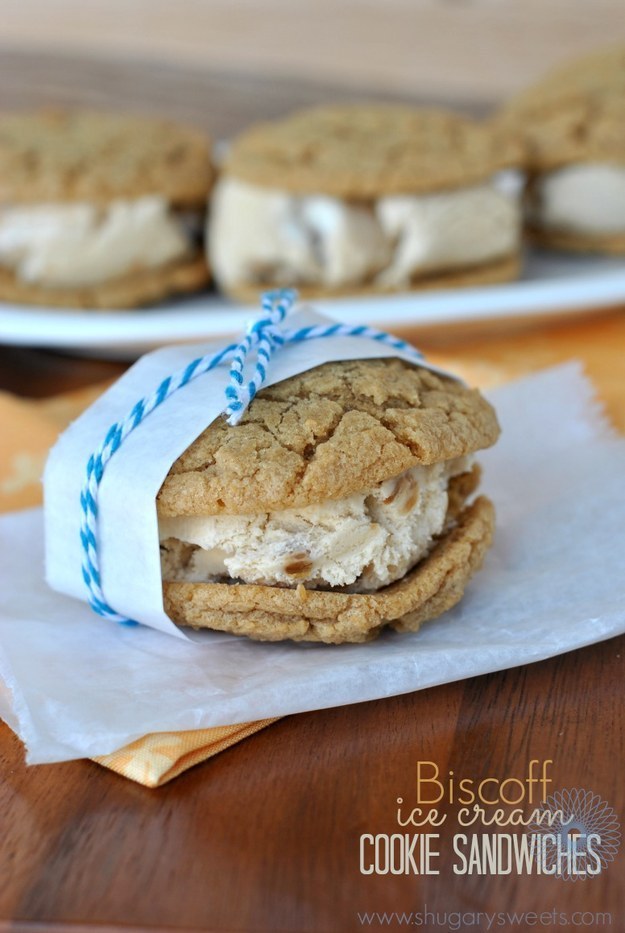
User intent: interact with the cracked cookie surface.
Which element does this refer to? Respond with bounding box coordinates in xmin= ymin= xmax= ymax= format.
xmin=498 ymin=46 xmax=625 ymax=172
xmin=503 ymin=46 xmax=625 ymax=114
xmin=225 ymin=105 xmax=522 ymax=197
xmin=0 ymin=109 xmax=213 ymax=205
xmin=527 ymin=225 xmax=625 ymax=255
xmin=157 ymin=358 xmax=500 ymax=517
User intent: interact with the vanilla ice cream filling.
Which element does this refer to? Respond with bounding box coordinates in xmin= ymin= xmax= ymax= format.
xmin=529 ymin=164 xmax=625 ymax=237
xmin=0 ymin=195 xmax=198 ymax=287
xmin=209 ymin=173 xmax=522 ymax=289
xmin=160 ymin=457 xmax=471 ymax=592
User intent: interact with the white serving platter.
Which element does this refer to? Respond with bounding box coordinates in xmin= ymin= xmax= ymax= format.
xmin=1 ymin=249 xmax=624 ymax=357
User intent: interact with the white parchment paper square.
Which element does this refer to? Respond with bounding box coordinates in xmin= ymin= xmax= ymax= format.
xmin=1 ymin=363 xmax=624 ymax=764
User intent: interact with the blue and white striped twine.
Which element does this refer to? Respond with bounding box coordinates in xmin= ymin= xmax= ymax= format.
xmin=79 ymin=288 xmax=425 ymax=624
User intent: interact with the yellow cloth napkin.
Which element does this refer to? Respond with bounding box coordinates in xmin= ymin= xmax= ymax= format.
xmin=0 ymin=384 xmax=278 ymax=787
xmin=93 ymin=720 xmax=277 ymax=786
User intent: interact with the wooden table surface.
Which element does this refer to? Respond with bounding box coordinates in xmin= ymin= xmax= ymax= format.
xmin=4 ymin=0 xmax=625 ymax=105
xmin=1 ymin=49 xmax=625 ymax=933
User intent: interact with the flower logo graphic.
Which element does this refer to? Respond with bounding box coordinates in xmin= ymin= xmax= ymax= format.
xmin=529 ymin=788 xmax=620 ymax=881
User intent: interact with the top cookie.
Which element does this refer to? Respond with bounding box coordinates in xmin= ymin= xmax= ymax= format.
xmin=156 ymin=358 xmax=500 ymax=517
xmin=505 ymin=46 xmax=625 ymax=113
xmin=500 ymin=46 xmax=625 ymax=171
xmin=0 ymin=109 xmax=213 ymax=205
xmin=224 ymin=105 xmax=522 ymax=198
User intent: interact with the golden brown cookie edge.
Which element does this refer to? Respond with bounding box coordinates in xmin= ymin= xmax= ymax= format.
xmin=0 ymin=253 xmax=210 ymax=310
xmin=528 ymin=225 xmax=625 ymax=255
xmin=0 ymin=109 xmax=214 ymax=205
xmin=225 ymin=105 xmax=523 ymax=197
xmin=220 ymin=253 xmax=521 ymax=304
xmin=157 ymin=359 xmax=500 ymax=517
xmin=162 ymin=495 xmax=495 ymax=644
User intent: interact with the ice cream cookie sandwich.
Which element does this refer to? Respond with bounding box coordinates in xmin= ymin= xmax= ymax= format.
xmin=0 ymin=110 xmax=213 ymax=308
xmin=500 ymin=46 xmax=625 ymax=253
xmin=158 ymin=358 xmax=499 ymax=643
xmin=209 ymin=105 xmax=524 ymax=300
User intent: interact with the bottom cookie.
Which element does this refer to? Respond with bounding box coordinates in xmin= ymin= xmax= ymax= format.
xmin=224 ymin=255 xmax=521 ymax=304
xmin=0 ymin=253 xmax=210 ymax=310
xmin=528 ymin=226 xmax=625 ymax=256
xmin=163 ymin=495 xmax=495 ymax=644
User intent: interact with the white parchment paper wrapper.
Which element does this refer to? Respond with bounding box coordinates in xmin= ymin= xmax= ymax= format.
xmin=1 ymin=363 xmax=624 ymax=764
xmin=43 ymin=308 xmax=452 ymax=638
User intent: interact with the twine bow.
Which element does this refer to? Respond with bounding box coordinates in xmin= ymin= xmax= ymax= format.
xmin=224 ymin=289 xmax=292 ymax=424
xmin=79 ymin=289 xmax=424 ymax=623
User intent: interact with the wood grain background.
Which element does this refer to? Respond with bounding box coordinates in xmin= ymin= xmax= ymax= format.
xmin=2 ymin=0 xmax=625 ymax=105
xmin=0 ymin=636 xmax=623 ymax=931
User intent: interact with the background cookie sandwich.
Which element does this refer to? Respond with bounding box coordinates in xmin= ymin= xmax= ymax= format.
xmin=209 ymin=104 xmax=524 ymax=300
xmin=0 ymin=109 xmax=213 ymax=309
xmin=499 ymin=46 xmax=625 ymax=254
xmin=158 ymin=358 xmax=500 ymax=643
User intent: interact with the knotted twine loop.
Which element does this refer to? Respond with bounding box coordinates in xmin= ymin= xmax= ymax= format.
xmin=224 ymin=288 xmax=291 ymax=424
xmin=79 ymin=289 xmax=425 ymax=623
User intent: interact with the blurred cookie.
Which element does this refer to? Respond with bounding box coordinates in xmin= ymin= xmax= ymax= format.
xmin=208 ymin=105 xmax=524 ymax=300
xmin=0 ymin=110 xmax=213 ymax=308
xmin=157 ymin=358 xmax=500 ymax=643
xmin=500 ymin=46 xmax=625 ymax=253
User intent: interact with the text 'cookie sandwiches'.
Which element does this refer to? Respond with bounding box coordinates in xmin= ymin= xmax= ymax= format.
xmin=209 ymin=105 xmax=524 ymax=300
xmin=500 ymin=46 xmax=625 ymax=254
xmin=0 ymin=109 xmax=213 ymax=308
xmin=158 ymin=357 xmax=499 ymax=643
